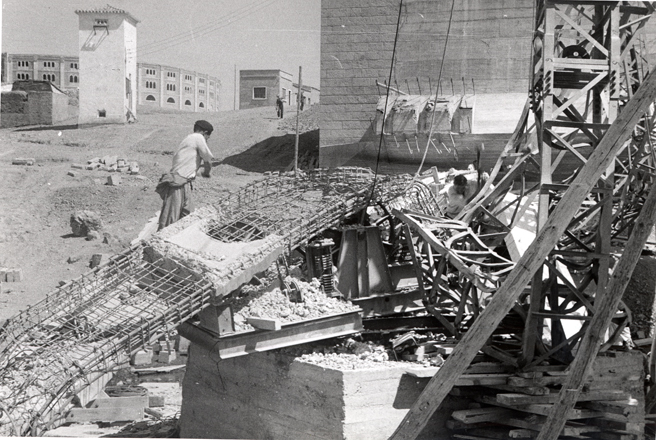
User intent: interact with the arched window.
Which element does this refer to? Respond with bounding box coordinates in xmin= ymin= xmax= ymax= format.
xmin=185 ymin=100 xmax=192 ymax=106
xmin=146 ymin=95 xmax=156 ymax=101
xmin=199 ymin=102 xmax=205 ymax=108
xmin=167 ymin=97 xmax=175 ymax=103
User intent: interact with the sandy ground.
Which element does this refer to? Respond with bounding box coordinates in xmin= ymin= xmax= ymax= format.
xmin=0 ymin=104 xmax=318 ymax=323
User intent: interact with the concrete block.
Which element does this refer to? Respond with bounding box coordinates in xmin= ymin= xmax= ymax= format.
xmin=12 ymin=157 xmax=35 ymax=165
xmin=175 ymin=335 xmax=191 ymax=355
xmin=87 ymin=157 xmax=101 ymax=164
xmin=70 ymin=163 xmax=85 ymax=169
xmin=86 ymin=163 xmax=101 ymax=170
xmin=149 ymin=395 xmax=165 ymax=407
xmin=117 ymin=158 xmax=127 ymax=167
xmin=2 ymin=268 xmax=23 ymax=282
xmin=8 ymin=269 xmax=23 ymax=282
xmin=89 ymin=253 xmax=108 ymax=269
xmin=102 ymin=155 xmax=118 ymax=166
xmin=129 ymin=162 xmax=139 ymax=174
xmin=131 ymin=348 xmax=154 ymax=366
xmin=107 ymin=175 xmax=121 ymax=186
xmin=67 ymin=171 xmax=77 ymax=177
xmin=157 ymin=349 xmax=177 ymax=364
xmin=117 ymin=166 xmax=130 ymax=173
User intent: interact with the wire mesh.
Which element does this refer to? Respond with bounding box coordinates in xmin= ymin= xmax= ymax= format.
xmin=0 ymin=167 xmax=429 ymax=436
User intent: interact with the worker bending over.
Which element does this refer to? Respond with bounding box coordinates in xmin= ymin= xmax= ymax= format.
xmin=156 ymin=120 xmax=215 ymax=231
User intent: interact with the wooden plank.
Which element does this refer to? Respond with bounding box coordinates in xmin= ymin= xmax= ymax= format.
xmin=91 ymin=395 xmax=148 ymax=409
xmin=66 ymin=406 xmax=144 ymax=423
xmin=485 ymin=384 xmax=551 ymax=396
xmin=451 ymin=407 xmax=515 ymax=424
xmin=178 ymin=310 xmax=362 ymax=359
xmin=497 ymin=390 xmax=630 ymax=406
xmin=247 ymin=317 xmax=282 ymax=331
xmin=454 ymin=373 xmax=512 ymax=386
xmin=501 ymin=415 xmax=600 ymax=436
xmin=389 ymin=70 xmax=656 ymax=440
xmin=580 ymin=399 xmax=639 ymax=417
xmin=475 ymin=395 xmax=601 ymax=419
xmin=536 ymin=174 xmax=656 ymax=440
xmin=465 ymin=362 xmax=514 ymax=374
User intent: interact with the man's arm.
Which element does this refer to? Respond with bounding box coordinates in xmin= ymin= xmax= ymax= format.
xmin=197 ymin=135 xmax=214 ymax=178
xmin=200 ymin=160 xmax=211 ymax=178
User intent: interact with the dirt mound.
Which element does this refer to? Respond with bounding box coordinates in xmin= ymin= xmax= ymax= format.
xmin=220 ymin=129 xmax=319 ymax=173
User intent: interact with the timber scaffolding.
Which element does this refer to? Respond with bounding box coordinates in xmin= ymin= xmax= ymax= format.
xmin=0 ymin=167 xmax=436 ymax=436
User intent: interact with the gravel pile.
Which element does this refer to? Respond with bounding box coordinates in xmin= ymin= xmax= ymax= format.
xmin=231 ymin=277 xmax=360 ymax=332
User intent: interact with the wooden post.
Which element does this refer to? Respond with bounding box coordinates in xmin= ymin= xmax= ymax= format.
xmin=536 ymin=173 xmax=656 ymax=440
xmin=294 ymin=66 xmax=302 ymax=176
xmin=389 ymin=72 xmax=656 ymax=440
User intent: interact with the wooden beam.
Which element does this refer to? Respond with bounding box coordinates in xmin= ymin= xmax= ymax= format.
xmin=536 ymin=162 xmax=656 ymax=440
xmin=389 ymin=71 xmax=656 ymax=440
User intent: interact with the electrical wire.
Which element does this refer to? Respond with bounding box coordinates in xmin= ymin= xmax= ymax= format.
xmin=363 ymin=0 xmax=405 ymax=218
xmin=136 ymin=0 xmax=275 ymax=54
xmin=413 ymin=0 xmax=457 ymax=180
xmin=135 ymin=0 xmax=278 ymax=57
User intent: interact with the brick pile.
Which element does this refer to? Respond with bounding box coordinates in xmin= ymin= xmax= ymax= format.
xmin=71 ymin=156 xmax=140 ymax=174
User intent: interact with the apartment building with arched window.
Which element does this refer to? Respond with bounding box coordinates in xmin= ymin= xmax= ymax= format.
xmin=2 ymin=53 xmax=221 ymax=113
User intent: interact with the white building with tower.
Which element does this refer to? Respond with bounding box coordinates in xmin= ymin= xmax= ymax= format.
xmin=75 ymin=5 xmax=138 ymax=124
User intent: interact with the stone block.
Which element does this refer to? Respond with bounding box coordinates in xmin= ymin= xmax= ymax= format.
xmin=12 ymin=157 xmax=35 ymax=165
xmin=157 ymin=349 xmax=177 ymax=364
xmin=87 ymin=157 xmax=101 ymax=164
xmin=67 ymin=255 xmax=82 ymax=264
xmin=117 ymin=166 xmax=130 ymax=173
xmin=71 ymin=163 xmax=85 ymax=169
xmin=85 ymin=163 xmax=101 ymax=170
xmin=3 ymin=268 xmax=23 ymax=282
xmin=149 ymin=395 xmax=166 ymax=407
xmin=67 ymin=171 xmax=77 ymax=177
xmin=131 ymin=348 xmax=154 ymax=366
xmin=70 ymin=210 xmax=104 ymax=237
xmin=129 ymin=162 xmax=140 ymax=174
xmin=107 ymin=175 xmax=121 ymax=186
xmin=89 ymin=253 xmax=108 ymax=269
xmin=102 ymin=155 xmax=118 ymax=166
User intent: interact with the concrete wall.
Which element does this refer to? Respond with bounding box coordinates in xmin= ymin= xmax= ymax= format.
xmin=319 ymin=0 xmax=534 ymax=168
xmin=1 ymin=90 xmax=69 ymax=128
xmin=239 ymin=70 xmax=294 ymax=110
xmin=179 ymin=344 xmax=466 ymax=440
xmin=77 ymin=12 xmax=135 ymax=124
xmin=1 ymin=91 xmax=28 ymax=128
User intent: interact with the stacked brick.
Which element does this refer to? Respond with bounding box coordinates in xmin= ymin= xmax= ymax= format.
xmin=71 ymin=156 xmax=140 ymax=174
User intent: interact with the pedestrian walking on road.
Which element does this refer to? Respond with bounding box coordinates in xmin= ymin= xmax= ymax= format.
xmin=276 ymin=95 xmax=284 ymax=118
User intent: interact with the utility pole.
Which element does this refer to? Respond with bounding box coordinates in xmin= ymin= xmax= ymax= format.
xmin=294 ymin=66 xmax=302 ymax=176
xmin=233 ymin=64 xmax=237 ymax=111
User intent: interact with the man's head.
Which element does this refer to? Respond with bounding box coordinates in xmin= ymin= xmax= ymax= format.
xmin=453 ymin=174 xmax=468 ymax=195
xmin=194 ymin=120 xmax=214 ymax=139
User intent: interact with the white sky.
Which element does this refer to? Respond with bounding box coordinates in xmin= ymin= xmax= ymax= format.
xmin=2 ymin=0 xmax=321 ymax=110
